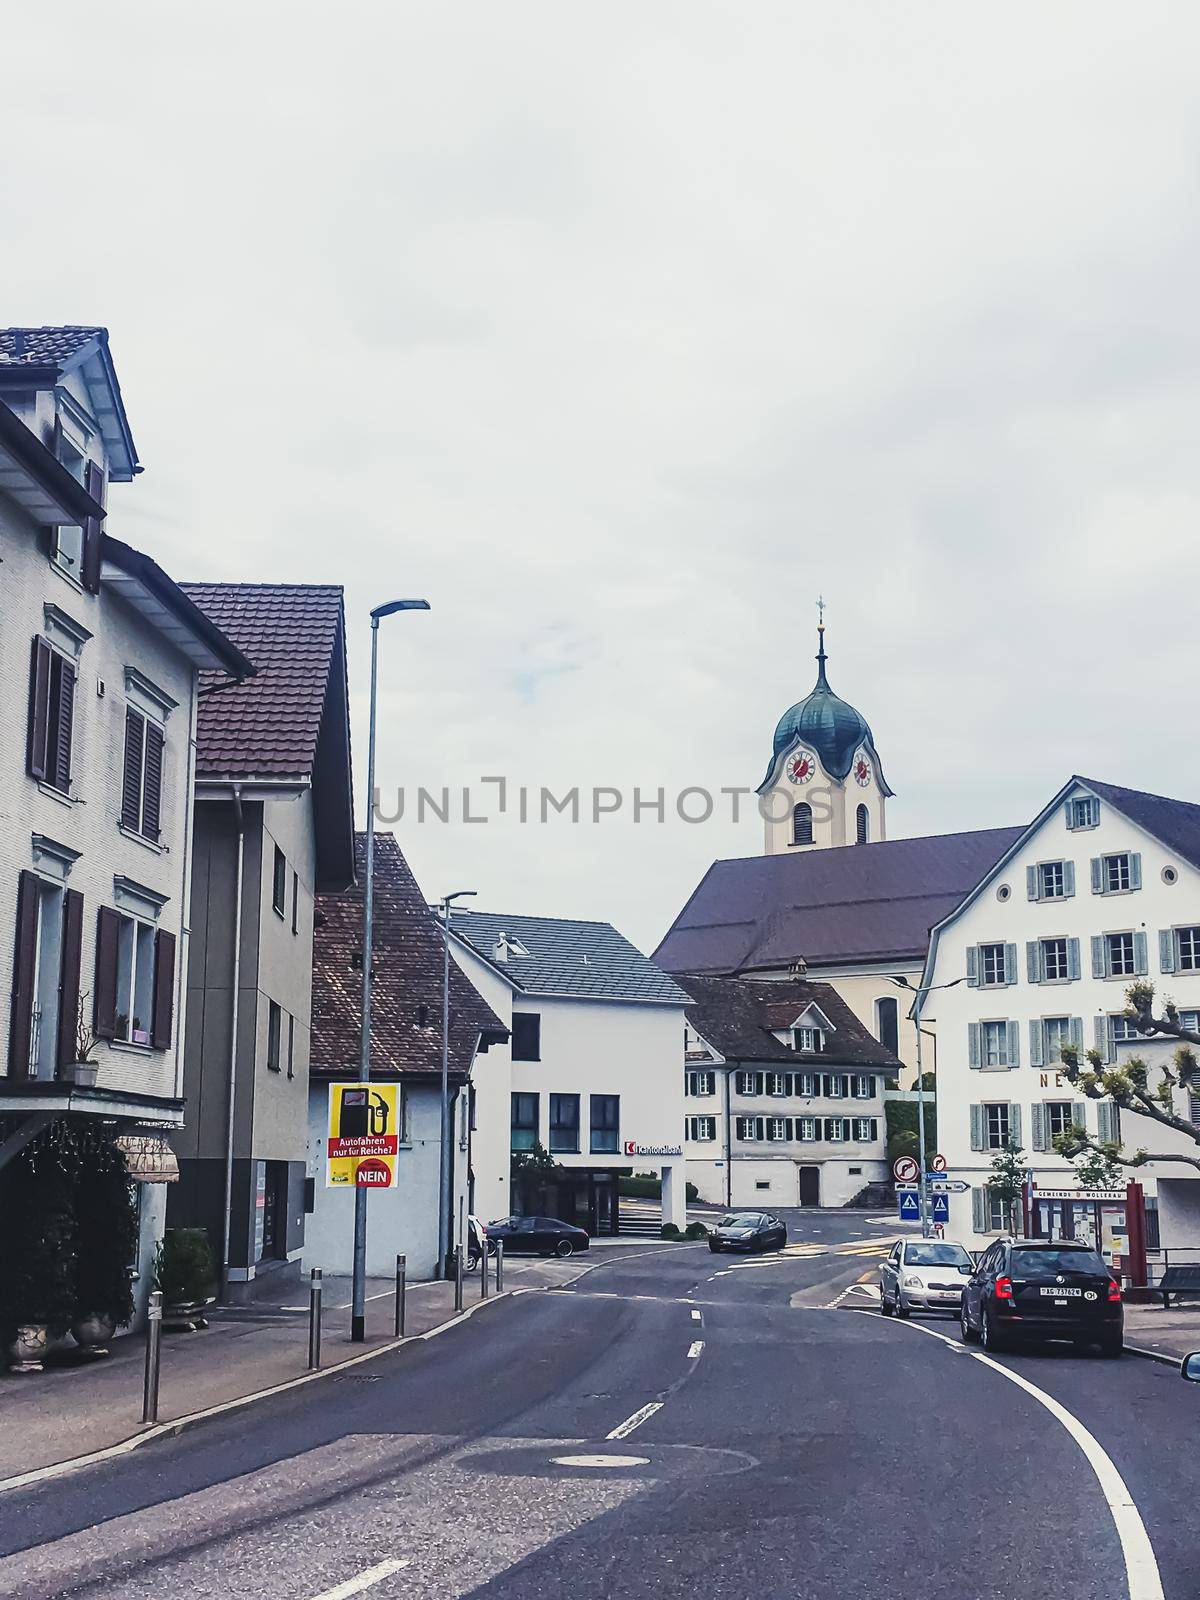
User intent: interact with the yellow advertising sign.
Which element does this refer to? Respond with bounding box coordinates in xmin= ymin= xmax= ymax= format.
xmin=326 ymin=1083 xmax=401 ymax=1189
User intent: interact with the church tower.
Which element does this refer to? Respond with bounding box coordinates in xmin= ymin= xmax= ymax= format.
xmin=756 ymin=614 xmax=893 ymax=856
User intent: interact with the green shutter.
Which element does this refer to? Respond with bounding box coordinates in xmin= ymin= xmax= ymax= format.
xmin=1073 ymin=1100 xmax=1088 ymax=1132
xmin=1006 ymin=1021 xmax=1020 ymax=1067
xmin=1005 ymin=944 xmax=1018 ymax=985
xmin=1067 ymin=938 xmax=1081 ymax=981
xmin=1134 ymin=931 xmax=1148 ymax=977
xmin=1029 ymin=1019 xmax=1044 ymax=1068
xmin=1063 ymin=860 xmax=1076 ymax=898
xmin=1129 ymin=853 xmax=1142 ymax=891
xmin=1027 ymin=865 xmax=1039 ymax=901
xmin=1091 ymin=936 xmax=1105 ymax=979
xmin=1094 ymin=1015 xmax=1111 ymax=1064
xmin=966 ymin=946 xmax=979 ymax=987
xmin=1070 ymin=1017 xmax=1084 ymax=1050
xmin=1091 ymin=857 xmax=1103 ymax=894
xmin=1030 ymin=1104 xmax=1047 ymax=1152
xmin=970 ymin=1105 xmax=984 ymax=1151
xmin=968 ymin=1023 xmax=981 ymax=1069
xmin=1008 ymin=1105 xmax=1022 ymax=1148
xmin=1026 ymin=940 xmax=1041 ymax=984
xmin=1161 ymin=929 xmax=1177 ymax=974
xmin=972 ymin=1187 xmax=989 ymax=1232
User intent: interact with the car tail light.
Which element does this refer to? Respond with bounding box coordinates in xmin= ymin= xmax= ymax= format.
xmin=994 ymin=1275 xmax=1014 ymax=1300
xmin=1108 ymin=1278 xmax=1122 ymax=1302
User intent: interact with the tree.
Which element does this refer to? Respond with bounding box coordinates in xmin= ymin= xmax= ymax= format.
xmin=985 ymin=1139 xmax=1026 ymax=1235
xmin=1058 ymin=980 xmax=1200 ymax=1175
xmin=1053 ymin=1131 xmax=1123 ymax=1190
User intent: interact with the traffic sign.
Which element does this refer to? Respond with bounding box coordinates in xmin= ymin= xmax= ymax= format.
xmin=893 ymin=1155 xmax=919 ymax=1184
xmin=898 ymin=1189 xmax=921 ymax=1222
xmin=928 ymin=1180 xmax=969 ymax=1194
xmin=931 ymin=1192 xmax=950 ymax=1225
xmin=931 ymin=1153 xmax=947 ymax=1172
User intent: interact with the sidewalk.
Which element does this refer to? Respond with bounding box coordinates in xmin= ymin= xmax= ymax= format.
xmin=1123 ymin=1299 xmax=1200 ymax=1365
xmin=0 ymin=1256 xmax=578 ymax=1483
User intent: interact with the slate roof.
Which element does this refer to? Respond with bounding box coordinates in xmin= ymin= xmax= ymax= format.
xmin=451 ymin=910 xmax=692 ymax=1005
xmin=1079 ymin=777 xmax=1200 ymax=874
xmin=183 ymin=584 xmax=344 ymax=779
xmin=0 ymin=326 xmax=105 ymax=365
xmin=311 ymin=834 xmax=506 ymax=1081
xmin=654 ymin=826 xmax=1024 ymax=975
xmin=682 ymin=974 xmax=901 ymax=1069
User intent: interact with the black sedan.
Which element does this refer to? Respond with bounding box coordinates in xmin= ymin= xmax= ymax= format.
xmin=485 ymin=1215 xmax=590 ymax=1257
xmin=709 ymin=1212 xmax=788 ymax=1254
xmin=960 ymin=1238 xmax=1123 ymax=1356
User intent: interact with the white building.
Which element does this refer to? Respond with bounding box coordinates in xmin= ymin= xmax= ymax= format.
xmin=681 ymin=975 xmax=899 ymax=1208
xmin=922 ymin=776 xmax=1200 ymax=1253
xmin=0 ymin=327 xmax=250 ymax=1319
xmin=450 ymin=911 xmax=691 ymax=1234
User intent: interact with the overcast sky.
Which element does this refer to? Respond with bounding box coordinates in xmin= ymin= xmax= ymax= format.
xmin=9 ymin=5 xmax=1200 ymax=951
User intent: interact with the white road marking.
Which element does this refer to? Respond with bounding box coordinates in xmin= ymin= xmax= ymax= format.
xmin=878 ymin=1316 xmax=1165 ymax=1600
xmin=310 ymin=1557 xmax=411 ymax=1600
xmin=687 ymin=1340 xmax=704 ymax=1358
xmin=554 ymin=1453 xmax=649 ymax=1468
xmin=606 ymin=1401 xmax=664 ymax=1440
xmin=690 ymin=1309 xmax=702 ymax=1321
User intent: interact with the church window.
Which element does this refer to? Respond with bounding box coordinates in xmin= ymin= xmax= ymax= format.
xmin=856 ymin=804 xmax=869 ymax=844
xmin=792 ymin=803 xmax=813 ymax=846
xmin=875 ymin=996 xmax=899 ymax=1054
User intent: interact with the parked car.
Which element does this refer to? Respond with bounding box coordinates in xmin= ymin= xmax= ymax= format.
xmin=466 ymin=1214 xmax=494 ymax=1268
xmin=959 ymin=1238 xmax=1123 ymax=1357
xmin=485 ymin=1216 xmax=590 ymax=1257
xmin=879 ymin=1240 xmax=974 ymax=1318
xmin=708 ymin=1212 xmax=788 ymax=1254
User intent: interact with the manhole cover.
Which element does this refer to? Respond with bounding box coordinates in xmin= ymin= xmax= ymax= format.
xmin=551 ymin=1454 xmax=650 ymax=1469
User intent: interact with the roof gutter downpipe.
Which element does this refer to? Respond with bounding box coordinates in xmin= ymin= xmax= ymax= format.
xmin=220 ymin=783 xmax=246 ymax=1302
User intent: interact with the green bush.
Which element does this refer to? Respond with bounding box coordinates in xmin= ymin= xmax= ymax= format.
xmin=0 ymin=1137 xmax=77 ymax=1341
xmin=155 ymin=1228 xmax=215 ymax=1306
xmin=683 ymin=1221 xmax=710 ymax=1240
xmin=660 ymin=1223 xmax=683 ymax=1239
xmin=620 ymin=1175 xmax=699 ymax=1202
xmin=75 ymin=1130 xmax=138 ymax=1328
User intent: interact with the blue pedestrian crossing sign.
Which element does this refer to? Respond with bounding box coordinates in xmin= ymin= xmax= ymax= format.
xmin=931 ymin=1192 xmax=950 ymax=1225
xmin=898 ymin=1188 xmax=920 ymax=1222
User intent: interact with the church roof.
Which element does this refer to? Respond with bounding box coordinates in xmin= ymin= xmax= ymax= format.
xmin=758 ymin=627 xmax=892 ymax=794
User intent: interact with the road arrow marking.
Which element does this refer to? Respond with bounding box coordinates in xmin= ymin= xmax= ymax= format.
xmin=310 ymin=1558 xmax=411 ymax=1600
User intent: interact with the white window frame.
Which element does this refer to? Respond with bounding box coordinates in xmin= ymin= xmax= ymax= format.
xmin=1043 ymin=1016 xmax=1072 ymax=1063
xmin=798 ymin=1117 xmax=818 ymax=1141
xmin=1039 ymin=860 xmax=1065 ymax=899
xmin=982 ymin=1020 xmax=1010 ymax=1068
xmin=984 ymin=1103 xmax=1011 ymax=1150
xmin=979 ymin=942 xmax=1007 ymax=987
xmin=1177 ymin=927 xmax=1200 ymax=972
xmin=687 ymin=1115 xmax=717 ymax=1143
xmin=1104 ymin=853 xmax=1131 ymax=893
xmin=824 ymin=1074 xmax=847 ymax=1099
xmin=853 ymin=1117 xmax=877 ymax=1141
xmin=686 ymin=1070 xmax=715 ymax=1097
xmin=1045 ymin=1101 xmax=1075 ymax=1140
xmin=115 ymin=912 xmax=156 ymax=1047
xmin=1041 ymin=937 xmax=1070 ymax=983
xmin=1068 ymin=796 xmax=1100 ymax=830
xmin=825 ymin=1117 xmax=849 ymax=1142
xmin=1106 ymin=931 xmax=1136 ymax=978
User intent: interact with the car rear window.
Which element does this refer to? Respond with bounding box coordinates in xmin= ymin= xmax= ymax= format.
xmin=1010 ymin=1247 xmax=1108 ymax=1278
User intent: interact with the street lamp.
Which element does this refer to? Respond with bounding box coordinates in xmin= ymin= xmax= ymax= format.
xmin=350 ymin=598 xmax=429 ymax=1344
xmin=889 ymin=974 xmax=963 ymax=1239
xmin=434 ymin=889 xmax=475 ymax=1278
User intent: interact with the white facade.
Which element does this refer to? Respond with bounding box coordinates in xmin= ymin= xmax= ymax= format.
xmin=924 ymin=778 xmax=1200 ymax=1249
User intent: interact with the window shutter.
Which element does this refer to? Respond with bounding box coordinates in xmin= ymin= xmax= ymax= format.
xmin=81 ymin=459 xmax=105 ymax=594
xmin=1097 ymin=1102 xmax=1118 ymax=1144
xmin=142 ymin=722 xmax=164 ymax=841
xmin=1029 ymin=1019 xmax=1044 ymax=1068
xmin=1006 ymin=1021 xmax=1020 ymax=1068
xmin=966 ymin=946 xmax=979 ymax=987
xmin=1063 ymin=800 xmax=1075 ymax=829
xmin=968 ymin=1022 xmax=981 ymax=1069
xmin=1093 ymin=1014 xmax=1110 ymax=1065
xmin=1004 ymin=943 xmax=1018 ymax=985
xmin=1091 ymin=936 xmax=1105 ymax=979
xmin=1008 ymin=1105 xmax=1022 ymax=1148
xmin=1134 ymin=931 xmax=1148 ymax=977
xmin=1063 ymin=860 xmax=1076 ymax=898
xmin=785 ymin=1118 xmax=794 ymax=1140
xmin=1067 ymin=937 xmax=1081 ymax=982
xmin=824 ymin=1118 xmax=835 ymax=1140
xmin=8 ymin=871 xmax=40 ymax=1077
xmin=1072 ymin=1100 xmax=1088 ymax=1132
xmin=1091 ymin=857 xmax=1103 ymax=894
xmin=1070 ymin=1017 xmax=1084 ymax=1051
xmin=1129 ymin=853 xmax=1142 ymax=891
xmin=1030 ymin=1103 xmax=1047 ymax=1152
xmin=27 ymin=636 xmax=52 ymax=780
xmin=1161 ymin=929 xmax=1178 ymax=974
xmin=972 ymin=1186 xmax=989 ymax=1231
xmin=151 ymin=929 xmax=176 ymax=1049
xmin=1026 ymin=940 xmax=1041 ymax=984
xmin=56 ymin=888 xmax=84 ymax=1072
xmin=122 ymin=709 xmax=145 ymax=831
xmin=93 ymin=907 xmax=121 ymax=1040
xmin=1027 ymin=865 xmax=1039 ymax=901
xmin=969 ymin=1105 xmax=984 ymax=1151
xmin=52 ymin=657 xmax=75 ymax=793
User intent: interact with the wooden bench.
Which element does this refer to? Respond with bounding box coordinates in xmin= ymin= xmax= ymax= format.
xmin=1160 ymin=1264 xmax=1200 ymax=1308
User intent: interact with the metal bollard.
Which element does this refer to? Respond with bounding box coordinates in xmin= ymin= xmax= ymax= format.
xmin=394 ymin=1254 xmax=406 ymax=1339
xmin=142 ymin=1290 xmax=162 ymax=1425
xmin=308 ymin=1268 xmax=323 ymax=1369
xmin=480 ymin=1243 xmax=490 ymax=1300
xmin=454 ymin=1246 xmax=464 ymax=1312
xmin=496 ymin=1239 xmax=504 ymax=1293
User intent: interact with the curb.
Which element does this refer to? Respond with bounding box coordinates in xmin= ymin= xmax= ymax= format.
xmin=0 ymin=1287 xmax=530 ymax=1497
xmin=1123 ymin=1340 xmax=1184 ymax=1369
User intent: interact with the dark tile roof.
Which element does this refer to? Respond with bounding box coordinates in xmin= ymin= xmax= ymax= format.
xmin=1079 ymin=777 xmax=1200 ymax=874
xmin=0 ymin=326 xmax=104 ymax=365
xmin=655 ymin=826 xmax=1024 ymax=974
xmin=451 ymin=910 xmax=692 ymax=1005
xmin=183 ymin=584 xmax=344 ymax=779
xmin=311 ymin=834 xmax=506 ymax=1081
xmin=683 ymin=975 xmax=901 ymax=1069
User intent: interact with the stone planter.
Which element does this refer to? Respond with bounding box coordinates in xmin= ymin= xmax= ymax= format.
xmin=71 ymin=1311 xmax=116 ymax=1358
xmin=62 ymin=1061 xmax=99 ymax=1087
xmin=163 ymin=1300 xmax=210 ymax=1333
xmin=7 ymin=1324 xmax=49 ymax=1374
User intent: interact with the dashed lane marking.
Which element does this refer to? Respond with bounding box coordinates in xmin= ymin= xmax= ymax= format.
xmin=691 ymin=1309 xmax=702 ymax=1321
xmin=310 ymin=1558 xmax=411 ymax=1600
xmin=606 ymin=1401 xmax=664 ymax=1440
xmin=687 ymin=1340 xmax=705 ymax=1358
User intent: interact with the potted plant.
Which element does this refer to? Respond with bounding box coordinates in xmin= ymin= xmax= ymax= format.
xmin=154 ymin=1228 xmax=215 ymax=1331
xmin=71 ymin=1129 xmax=138 ymax=1357
xmin=0 ymin=1137 xmax=77 ymax=1373
xmin=61 ymin=994 xmax=100 ymax=1088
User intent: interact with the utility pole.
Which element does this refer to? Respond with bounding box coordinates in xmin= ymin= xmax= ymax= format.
xmin=436 ymin=890 xmax=475 ymax=1277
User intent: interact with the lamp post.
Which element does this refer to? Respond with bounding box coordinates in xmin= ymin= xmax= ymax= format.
xmin=889 ymin=974 xmax=963 ymax=1239
xmin=350 ymin=598 xmax=429 ymax=1343
xmin=435 ymin=889 xmax=475 ymax=1278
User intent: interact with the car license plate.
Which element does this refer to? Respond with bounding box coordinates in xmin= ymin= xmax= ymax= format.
xmin=1039 ymin=1286 xmax=1081 ymax=1297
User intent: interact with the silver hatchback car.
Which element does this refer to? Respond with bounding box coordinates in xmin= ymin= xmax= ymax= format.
xmin=880 ymin=1239 xmax=974 ymax=1317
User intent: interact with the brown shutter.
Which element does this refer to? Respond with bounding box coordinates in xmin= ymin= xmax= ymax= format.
xmin=27 ymin=637 xmax=52 ymax=780
xmin=142 ymin=722 xmax=164 ymax=841
xmin=57 ymin=888 xmax=84 ymax=1073
xmin=151 ymin=929 xmax=176 ymax=1050
xmin=8 ymin=871 xmax=40 ymax=1078
xmin=52 ymin=657 xmax=75 ymax=794
xmin=81 ymin=459 xmax=105 ymax=594
xmin=121 ymin=709 xmax=144 ymax=831
xmin=94 ymin=906 xmax=121 ymax=1040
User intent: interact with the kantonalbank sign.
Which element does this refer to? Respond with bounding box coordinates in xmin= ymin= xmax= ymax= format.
xmin=624 ymin=1140 xmax=684 ymax=1158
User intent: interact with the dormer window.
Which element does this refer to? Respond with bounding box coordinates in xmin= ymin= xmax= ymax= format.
xmin=793 ymin=1025 xmax=823 ymax=1053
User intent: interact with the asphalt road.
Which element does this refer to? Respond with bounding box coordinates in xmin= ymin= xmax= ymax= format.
xmin=2 ymin=1208 xmax=1197 ymax=1600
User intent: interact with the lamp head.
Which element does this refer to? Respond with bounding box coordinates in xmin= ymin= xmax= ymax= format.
xmin=371 ymin=599 xmax=431 ymax=621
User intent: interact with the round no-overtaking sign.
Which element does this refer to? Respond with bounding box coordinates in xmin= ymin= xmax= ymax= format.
xmin=893 ymin=1155 xmax=919 ymax=1184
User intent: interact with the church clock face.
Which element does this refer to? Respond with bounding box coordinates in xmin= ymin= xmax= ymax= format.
xmin=786 ymin=750 xmax=816 ymax=785
xmin=852 ymin=750 xmax=872 ymax=787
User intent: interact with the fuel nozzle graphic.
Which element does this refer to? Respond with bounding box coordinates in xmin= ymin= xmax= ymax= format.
xmin=338 ymin=1088 xmax=391 ymax=1139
